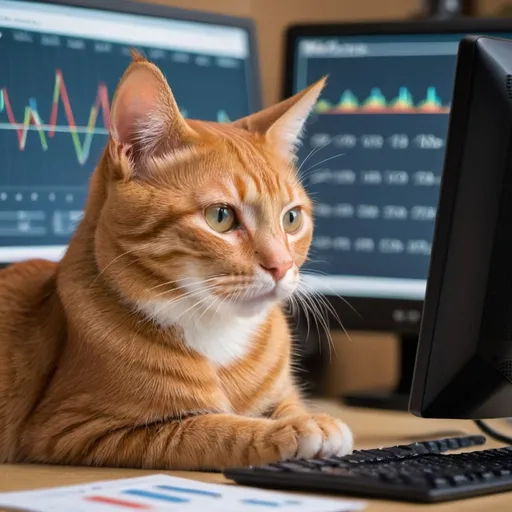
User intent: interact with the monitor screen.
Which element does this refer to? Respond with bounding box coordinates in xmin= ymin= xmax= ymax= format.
xmin=0 ymin=0 xmax=259 ymax=263
xmin=289 ymin=28 xmax=512 ymax=302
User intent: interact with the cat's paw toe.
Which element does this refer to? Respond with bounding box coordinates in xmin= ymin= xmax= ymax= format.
xmin=297 ymin=414 xmax=353 ymax=458
xmin=294 ymin=418 xmax=324 ymax=459
xmin=317 ymin=416 xmax=353 ymax=457
xmin=270 ymin=414 xmax=353 ymax=461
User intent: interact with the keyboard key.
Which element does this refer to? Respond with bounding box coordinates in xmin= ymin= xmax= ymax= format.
xmin=381 ymin=447 xmax=410 ymax=458
xmin=409 ymin=443 xmax=429 ymax=456
xmin=379 ymin=473 xmax=403 ymax=485
xmin=252 ymin=465 xmax=282 ymax=472
xmin=423 ymin=441 xmax=441 ymax=454
xmin=274 ymin=462 xmax=313 ymax=472
xmin=437 ymin=440 xmax=449 ymax=452
xmin=320 ymin=467 xmax=357 ymax=476
xmin=432 ymin=477 xmax=451 ymax=488
xmin=294 ymin=459 xmax=328 ymax=469
xmin=345 ymin=453 xmax=371 ymax=463
xmin=408 ymin=477 xmax=430 ymax=488
xmin=447 ymin=438 xmax=461 ymax=450
xmin=451 ymin=474 xmax=470 ymax=486
xmin=348 ymin=450 xmax=382 ymax=462
xmin=305 ymin=459 xmax=332 ymax=468
xmin=459 ymin=437 xmax=472 ymax=448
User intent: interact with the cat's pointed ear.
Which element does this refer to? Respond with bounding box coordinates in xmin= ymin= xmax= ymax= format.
xmin=233 ymin=77 xmax=326 ymax=161
xmin=109 ymin=50 xmax=196 ymax=179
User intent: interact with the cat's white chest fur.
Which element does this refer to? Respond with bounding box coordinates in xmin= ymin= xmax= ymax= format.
xmin=137 ymin=299 xmax=266 ymax=366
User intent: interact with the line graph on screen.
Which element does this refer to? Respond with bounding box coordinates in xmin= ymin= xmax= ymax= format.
xmin=0 ymin=69 xmax=232 ymax=166
xmin=0 ymin=69 xmax=110 ymax=165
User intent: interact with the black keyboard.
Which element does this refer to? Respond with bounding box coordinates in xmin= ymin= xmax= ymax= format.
xmin=224 ymin=435 xmax=512 ymax=503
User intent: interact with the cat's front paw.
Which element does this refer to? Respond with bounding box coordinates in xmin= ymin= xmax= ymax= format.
xmin=268 ymin=414 xmax=353 ymax=461
xmin=308 ymin=414 xmax=353 ymax=458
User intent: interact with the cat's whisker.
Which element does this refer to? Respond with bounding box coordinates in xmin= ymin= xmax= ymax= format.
xmin=197 ymin=283 xmax=249 ymax=323
xmin=292 ymin=295 xmax=300 ymax=318
xmin=135 ymin=285 xmax=225 ymax=330
xmin=285 ymin=295 xmax=295 ymax=317
xmin=211 ymin=287 xmax=240 ymax=323
xmin=300 ymin=268 xmax=329 ymax=275
xmin=145 ymin=274 xmax=250 ymax=300
xmin=174 ymin=295 xmax=213 ymax=323
xmin=174 ymin=281 xmax=252 ymax=325
xmin=301 ymin=151 xmax=347 ymax=177
xmin=190 ymin=297 xmax=218 ymax=337
xmin=295 ymin=141 xmax=333 ymax=187
xmin=298 ymin=288 xmax=329 ymax=352
xmin=196 ymin=297 xmax=218 ymax=325
xmin=298 ymin=282 xmax=350 ymax=351
xmin=297 ymin=142 xmax=326 ymax=175
xmin=296 ymin=287 xmax=335 ymax=362
xmin=299 ymin=283 xmax=339 ymax=324
xmin=299 ymin=273 xmax=361 ymax=319
xmin=145 ymin=274 xmax=228 ymax=293
xmin=150 ymin=282 xmax=223 ymax=301
xmin=89 ymin=248 xmax=139 ymax=288
xmin=293 ymin=290 xmax=312 ymax=344
xmin=301 ymin=259 xmax=330 ymax=267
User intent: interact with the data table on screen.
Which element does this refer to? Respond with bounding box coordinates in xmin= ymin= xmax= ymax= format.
xmin=292 ymin=33 xmax=512 ymax=299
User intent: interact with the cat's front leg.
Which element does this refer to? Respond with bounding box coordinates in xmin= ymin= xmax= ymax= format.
xmin=270 ymin=392 xmax=310 ymax=419
xmin=271 ymin=394 xmax=354 ymax=458
xmin=21 ymin=411 xmax=348 ymax=469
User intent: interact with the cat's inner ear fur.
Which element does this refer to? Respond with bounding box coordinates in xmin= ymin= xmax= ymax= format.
xmin=109 ymin=51 xmax=197 ymax=179
xmin=233 ymin=77 xmax=326 ymax=161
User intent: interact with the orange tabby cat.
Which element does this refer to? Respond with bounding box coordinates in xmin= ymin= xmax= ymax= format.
xmin=0 ymin=52 xmax=352 ymax=469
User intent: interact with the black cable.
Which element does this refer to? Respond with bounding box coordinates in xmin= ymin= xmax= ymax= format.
xmin=474 ymin=420 xmax=512 ymax=445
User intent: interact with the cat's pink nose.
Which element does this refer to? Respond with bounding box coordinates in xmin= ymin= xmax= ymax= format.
xmin=260 ymin=260 xmax=293 ymax=282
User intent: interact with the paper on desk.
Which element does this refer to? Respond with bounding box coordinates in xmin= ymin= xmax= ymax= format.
xmin=0 ymin=474 xmax=366 ymax=512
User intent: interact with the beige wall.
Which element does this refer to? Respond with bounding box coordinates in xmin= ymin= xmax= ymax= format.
xmin=479 ymin=0 xmax=512 ymax=15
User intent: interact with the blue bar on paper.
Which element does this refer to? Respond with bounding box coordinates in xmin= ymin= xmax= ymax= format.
xmin=241 ymin=498 xmax=282 ymax=507
xmin=123 ymin=489 xmax=189 ymax=503
xmin=156 ymin=485 xmax=221 ymax=498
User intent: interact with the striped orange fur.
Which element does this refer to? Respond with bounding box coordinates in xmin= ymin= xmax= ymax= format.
xmin=0 ymin=53 xmax=352 ymax=469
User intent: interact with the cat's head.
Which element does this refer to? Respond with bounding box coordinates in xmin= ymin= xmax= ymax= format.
xmin=95 ymin=52 xmax=324 ymax=321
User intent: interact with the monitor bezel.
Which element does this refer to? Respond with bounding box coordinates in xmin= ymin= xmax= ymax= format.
xmin=410 ymin=34 xmax=512 ymax=418
xmin=283 ymin=18 xmax=512 ymax=333
xmin=8 ymin=0 xmax=262 ymax=113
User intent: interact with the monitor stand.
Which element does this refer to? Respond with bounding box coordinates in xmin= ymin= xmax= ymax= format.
xmin=341 ymin=334 xmax=418 ymax=411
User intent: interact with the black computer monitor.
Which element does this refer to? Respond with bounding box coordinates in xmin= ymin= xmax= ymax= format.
xmin=410 ymin=35 xmax=512 ymax=420
xmin=284 ymin=19 xmax=512 ymax=409
xmin=0 ymin=0 xmax=260 ymax=263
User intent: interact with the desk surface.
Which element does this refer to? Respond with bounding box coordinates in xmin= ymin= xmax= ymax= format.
xmin=1 ymin=400 xmax=511 ymax=511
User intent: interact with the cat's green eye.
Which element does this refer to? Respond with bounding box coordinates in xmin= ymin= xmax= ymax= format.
xmin=283 ymin=207 xmax=303 ymax=234
xmin=205 ymin=205 xmax=237 ymax=233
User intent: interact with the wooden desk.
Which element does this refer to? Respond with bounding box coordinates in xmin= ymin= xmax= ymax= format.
xmin=1 ymin=400 xmax=511 ymax=511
